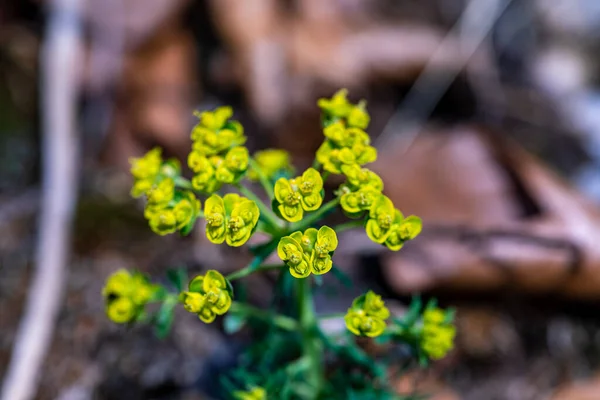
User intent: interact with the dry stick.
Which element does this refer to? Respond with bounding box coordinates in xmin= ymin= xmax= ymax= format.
xmin=1 ymin=0 xmax=82 ymax=398
xmin=375 ymin=0 xmax=513 ymax=155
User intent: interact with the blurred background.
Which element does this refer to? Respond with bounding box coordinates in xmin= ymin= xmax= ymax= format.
xmin=4 ymin=0 xmax=600 ymax=399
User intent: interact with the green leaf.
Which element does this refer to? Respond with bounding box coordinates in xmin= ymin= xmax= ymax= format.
xmin=179 ymin=217 xmax=196 ymax=236
xmin=166 ymin=268 xmax=188 ymax=292
xmin=154 ymin=297 xmax=176 ymax=339
xmin=331 ymin=265 xmax=353 ymax=287
xmin=444 ymin=307 xmax=456 ymax=324
xmin=224 ymin=313 xmax=246 ymax=334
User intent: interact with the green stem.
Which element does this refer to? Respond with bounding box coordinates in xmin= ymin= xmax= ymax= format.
xmin=333 ymin=219 xmax=364 ymax=233
xmin=174 ymin=176 xmax=193 ymax=190
xmin=296 ymin=197 xmax=340 ymax=231
xmin=229 ymin=302 xmax=298 ymax=331
xmin=248 ymin=158 xmax=275 ymax=200
xmin=311 ymin=159 xmax=322 ymax=171
xmin=318 ymin=312 xmax=345 ymax=320
xmin=226 ymin=263 xmax=286 ymax=281
xmin=236 ymin=183 xmax=282 ymax=232
xmin=297 ymin=278 xmax=323 ymax=398
xmin=321 ymin=171 xmax=330 ymax=182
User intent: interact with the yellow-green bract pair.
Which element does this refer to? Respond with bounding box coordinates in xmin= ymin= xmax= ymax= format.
xmin=204 ymin=193 xmax=260 ymax=247
xmin=344 ymin=291 xmax=390 ymax=337
xmin=277 ymin=226 xmax=338 ymax=278
xmin=180 ymin=270 xmax=233 ymax=323
xmin=274 ymin=168 xmax=323 ymax=222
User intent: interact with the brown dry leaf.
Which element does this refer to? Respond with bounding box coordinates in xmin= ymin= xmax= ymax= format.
xmin=549 ymin=376 xmax=600 ymax=400
xmin=394 ymin=371 xmax=462 ymax=400
xmin=101 ymin=24 xmax=199 ymax=168
xmin=339 ymin=125 xmax=600 ymax=298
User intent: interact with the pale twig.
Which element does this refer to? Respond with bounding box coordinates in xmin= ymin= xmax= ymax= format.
xmin=1 ymin=0 xmax=82 ymax=398
xmin=375 ymin=0 xmax=512 ymax=155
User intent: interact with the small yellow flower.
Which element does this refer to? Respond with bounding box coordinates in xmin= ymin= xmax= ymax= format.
xmin=190 ymin=106 xmax=246 ymax=156
xmin=148 ymin=208 xmax=178 ymax=236
xmin=420 ymin=308 xmax=456 ymax=360
xmin=102 ymin=269 xmax=134 ymax=298
xmin=130 ymin=147 xmax=162 ymax=181
xmin=183 ymin=270 xmax=232 ymax=323
xmin=341 ymin=165 xmax=383 ymax=191
xmin=277 ymin=226 xmax=337 ymax=278
xmin=130 ymin=274 xmax=157 ymax=305
xmin=316 ymin=139 xmax=377 ymax=174
xmin=103 ymin=270 xmax=157 ymax=324
xmin=345 ymin=309 xmax=387 ymax=337
xmin=340 ymin=186 xmax=382 ymax=215
xmin=385 ymin=214 xmax=422 ymax=251
xmin=217 ymin=146 xmax=249 ymax=183
xmin=274 ymin=168 xmax=323 ymax=222
xmin=181 ymin=291 xmax=205 ymax=313
xmin=204 ymin=194 xmax=260 ymax=247
xmin=248 ymin=149 xmax=293 ymax=181
xmin=173 ymin=191 xmax=202 ymax=230
xmin=131 ymin=178 xmax=154 ymax=198
xmin=233 ymin=386 xmax=267 ymax=400
xmin=347 ymin=101 xmax=370 ymax=129
xmin=146 ymin=178 xmax=175 ymax=209
xmin=362 ymin=291 xmax=390 ymax=320
xmin=365 ymin=195 xmax=396 ymax=244
xmin=196 ymin=106 xmax=233 ymax=131
xmin=106 ymin=297 xmax=137 ymax=324
xmin=345 ymin=291 xmax=390 ymax=337
xmin=318 ymin=89 xmax=353 ymax=118
xmin=277 ymin=235 xmax=311 ymax=278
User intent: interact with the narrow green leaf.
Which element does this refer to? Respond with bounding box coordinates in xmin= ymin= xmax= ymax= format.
xmin=166 ymin=268 xmax=188 ymax=292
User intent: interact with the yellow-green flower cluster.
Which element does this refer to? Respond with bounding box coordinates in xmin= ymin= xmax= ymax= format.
xmin=420 ymin=308 xmax=456 ymax=360
xmin=144 ymin=181 xmax=201 ymax=236
xmin=366 ymin=195 xmax=422 ymax=251
xmin=102 ymin=270 xmax=157 ymax=324
xmin=180 ymin=270 xmax=233 ymax=323
xmin=274 ymin=168 xmax=323 ymax=222
xmin=130 ymin=148 xmax=201 ymax=236
xmin=129 ymin=147 xmax=181 ymax=198
xmin=204 ymin=193 xmax=260 ymax=247
xmin=316 ymin=90 xmax=377 ymax=174
xmin=248 ymin=149 xmax=294 ymax=181
xmin=344 ymin=291 xmax=390 ymax=337
xmin=338 ymin=164 xmax=384 ymax=216
xmin=233 ymin=387 xmax=267 ymax=400
xmin=188 ymin=106 xmax=249 ymax=193
xmin=277 ymin=226 xmax=338 ymax=278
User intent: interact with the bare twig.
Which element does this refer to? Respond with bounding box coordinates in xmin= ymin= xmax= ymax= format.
xmin=375 ymin=0 xmax=512 ymax=154
xmin=1 ymin=0 xmax=82 ymax=398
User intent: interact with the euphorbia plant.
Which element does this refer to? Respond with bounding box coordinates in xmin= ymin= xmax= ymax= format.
xmin=102 ymin=89 xmax=456 ymax=399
